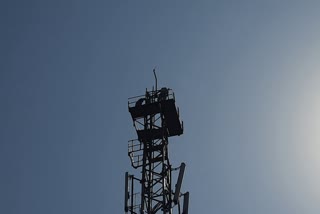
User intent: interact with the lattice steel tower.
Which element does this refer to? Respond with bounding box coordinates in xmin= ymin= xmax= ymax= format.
xmin=124 ymin=72 xmax=189 ymax=214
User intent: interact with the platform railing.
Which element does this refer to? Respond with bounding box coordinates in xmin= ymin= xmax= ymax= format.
xmin=128 ymin=139 xmax=144 ymax=168
xmin=128 ymin=89 xmax=175 ymax=108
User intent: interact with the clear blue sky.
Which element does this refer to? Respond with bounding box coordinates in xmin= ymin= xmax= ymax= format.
xmin=1 ymin=1 xmax=320 ymax=213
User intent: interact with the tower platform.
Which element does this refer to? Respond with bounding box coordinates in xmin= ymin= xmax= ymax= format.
xmin=128 ymin=88 xmax=183 ymax=141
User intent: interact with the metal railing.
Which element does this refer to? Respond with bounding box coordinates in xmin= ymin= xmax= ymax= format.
xmin=128 ymin=140 xmax=144 ymax=168
xmin=128 ymin=88 xmax=175 ymax=108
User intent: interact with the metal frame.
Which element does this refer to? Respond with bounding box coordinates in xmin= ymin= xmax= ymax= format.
xmin=126 ymin=87 xmax=188 ymax=214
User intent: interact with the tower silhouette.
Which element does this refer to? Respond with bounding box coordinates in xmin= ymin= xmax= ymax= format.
xmin=125 ymin=73 xmax=189 ymax=214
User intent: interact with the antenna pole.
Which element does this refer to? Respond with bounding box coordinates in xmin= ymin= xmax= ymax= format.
xmin=153 ymin=68 xmax=158 ymax=91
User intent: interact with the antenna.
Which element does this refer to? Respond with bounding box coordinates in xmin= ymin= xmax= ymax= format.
xmin=173 ymin=162 xmax=186 ymax=204
xmin=153 ymin=67 xmax=157 ymax=91
xmin=124 ymin=172 xmax=129 ymax=213
xmin=182 ymin=192 xmax=189 ymax=214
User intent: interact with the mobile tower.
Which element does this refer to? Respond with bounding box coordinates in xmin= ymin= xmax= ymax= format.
xmin=125 ymin=72 xmax=189 ymax=214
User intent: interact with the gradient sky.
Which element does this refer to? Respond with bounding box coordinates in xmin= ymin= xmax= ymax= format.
xmin=1 ymin=1 xmax=320 ymax=214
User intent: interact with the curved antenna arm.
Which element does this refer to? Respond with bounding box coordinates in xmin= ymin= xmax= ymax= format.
xmin=153 ymin=67 xmax=158 ymax=91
